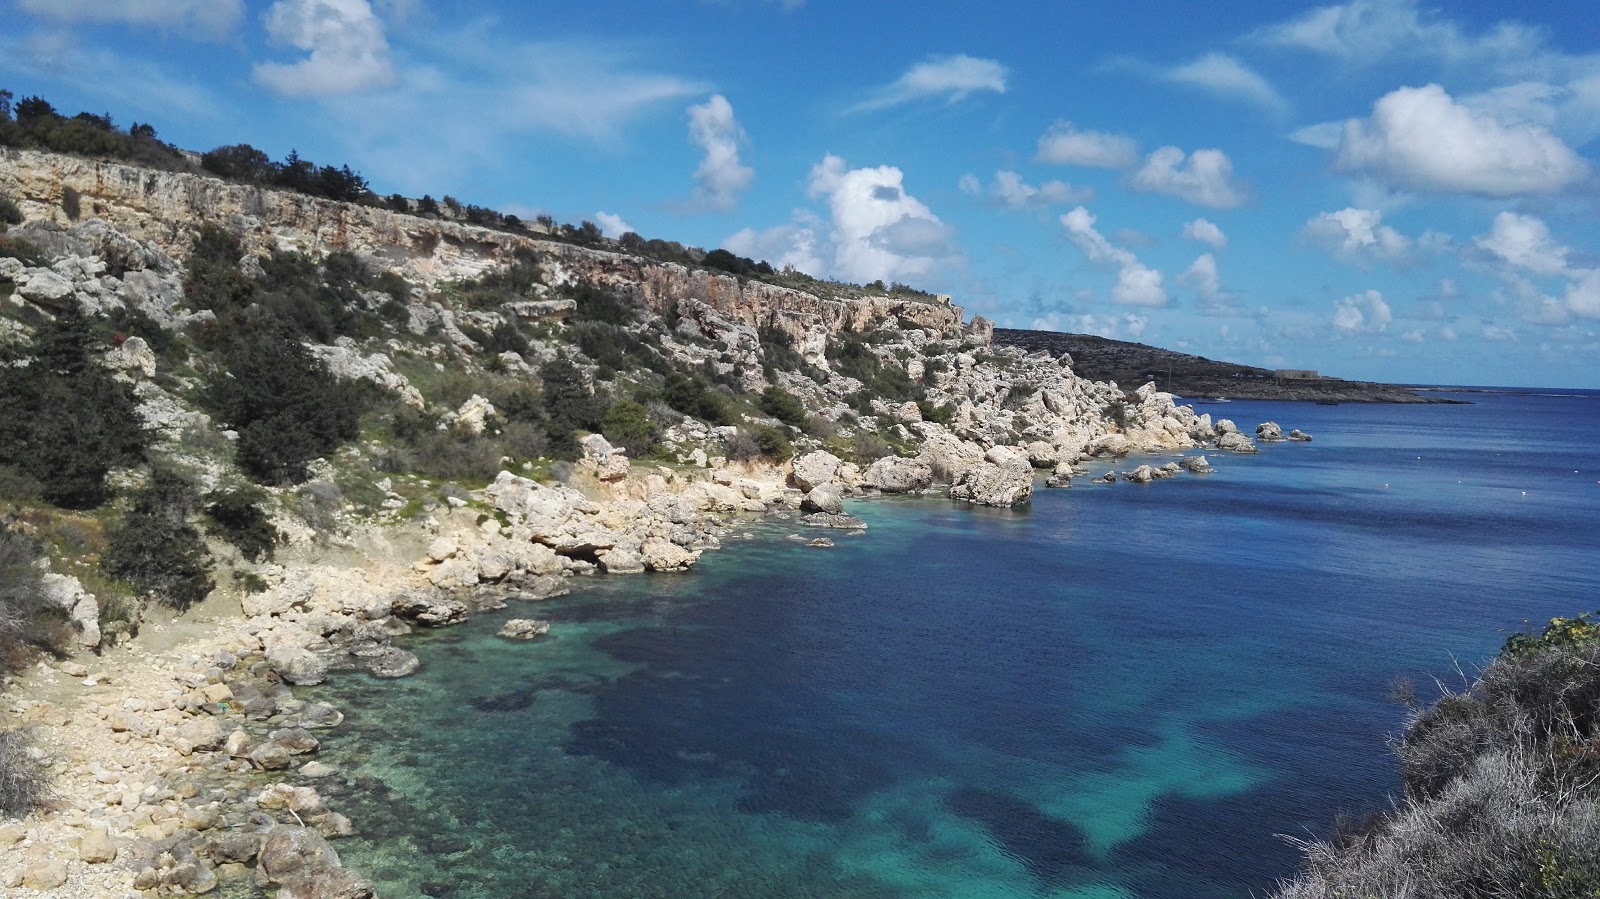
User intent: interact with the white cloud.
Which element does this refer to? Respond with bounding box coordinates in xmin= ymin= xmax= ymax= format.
xmin=1302 ymin=208 xmax=1412 ymax=266
xmin=1166 ymin=53 xmax=1288 ymax=113
xmin=1332 ymin=288 xmax=1393 ymax=334
xmin=594 ymin=211 xmax=634 ymax=238
xmin=1567 ymin=271 xmax=1600 ymax=319
xmin=1334 ymin=84 xmax=1589 ymax=196
xmin=1289 ymin=122 xmax=1343 ymax=149
xmin=1130 ymin=146 xmax=1249 ymax=208
xmin=686 ymin=94 xmax=753 ymax=211
xmin=1482 ymin=324 xmax=1519 ymax=342
xmin=1475 ymin=211 xmax=1571 ymax=276
xmin=1181 ymin=253 xmax=1221 ymax=298
xmin=1250 ymin=0 xmax=1544 ymax=66
xmin=1400 ymin=329 xmax=1425 ymax=343
xmin=723 ymin=219 xmax=826 ymax=276
xmin=15 ymin=0 xmax=243 ymax=38
xmin=1059 ymin=206 xmax=1168 ymax=307
xmin=984 ymin=170 xmax=1093 ymax=209
xmin=0 ymin=30 xmax=223 ymax=120
xmin=958 ymin=173 xmax=982 ymax=196
xmin=806 ymin=154 xmax=960 ymax=284
xmin=853 ymin=54 xmax=1007 ymax=112
xmin=254 ymin=0 xmax=396 ymax=97
xmin=1035 ymin=121 xmax=1139 ymax=169
xmin=1182 ymin=218 xmax=1228 ymax=249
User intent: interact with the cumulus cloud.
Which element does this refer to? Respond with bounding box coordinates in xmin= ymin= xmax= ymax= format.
xmin=16 ymin=0 xmax=243 ymax=37
xmin=1567 ymin=271 xmax=1600 ymax=319
xmin=686 ymin=94 xmax=753 ymax=211
xmin=1334 ymin=84 xmax=1589 ymax=196
xmin=1482 ymin=324 xmax=1519 ymax=342
xmin=1059 ymin=206 xmax=1168 ymax=307
xmin=254 ymin=0 xmax=396 ymax=96
xmin=1475 ymin=211 xmax=1571 ymax=276
xmin=1182 ymin=218 xmax=1228 ymax=249
xmin=594 ymin=211 xmax=634 ymax=238
xmin=853 ymin=54 xmax=1007 ymax=112
xmin=1034 ymin=121 xmax=1139 ymax=169
xmin=1130 ymin=146 xmax=1249 ymax=208
xmin=806 ymin=154 xmax=960 ymax=284
xmin=1332 ymin=289 xmax=1393 ymax=334
xmin=1180 ymin=253 xmax=1221 ymax=298
xmin=1166 ymin=53 xmax=1288 ymax=113
xmin=1302 ymin=208 xmax=1412 ymax=266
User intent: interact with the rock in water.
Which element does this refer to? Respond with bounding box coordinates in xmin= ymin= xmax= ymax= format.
xmin=949 ymin=447 xmax=1033 ymax=507
xmin=498 ymin=619 xmax=551 ymax=640
xmin=391 ymin=591 xmax=469 ymax=627
xmin=862 ymin=456 xmax=934 ymax=493
xmin=367 ymin=647 xmax=421 ymax=679
xmin=801 ymin=512 xmax=868 ymax=529
xmin=1288 ymin=429 xmax=1313 ymax=441
xmin=1122 ymin=465 xmax=1157 ymax=484
xmin=1255 ymin=421 xmax=1286 ymax=442
xmin=801 ymin=483 xmax=845 ymax=515
xmin=1180 ymin=455 xmax=1213 ymax=473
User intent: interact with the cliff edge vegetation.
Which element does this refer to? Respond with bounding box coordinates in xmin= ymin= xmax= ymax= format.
xmin=1274 ymin=612 xmax=1600 ymax=898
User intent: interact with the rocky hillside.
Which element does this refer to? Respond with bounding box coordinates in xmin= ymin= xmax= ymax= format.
xmin=994 ymin=328 xmax=1452 ymax=403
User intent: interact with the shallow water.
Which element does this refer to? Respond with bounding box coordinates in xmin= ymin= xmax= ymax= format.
xmin=309 ymin=391 xmax=1600 ymax=899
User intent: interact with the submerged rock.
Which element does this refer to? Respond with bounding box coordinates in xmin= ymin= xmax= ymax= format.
xmin=497 ymin=619 xmax=551 ymax=641
xmin=366 ymin=647 xmax=420 ymax=679
xmin=801 ymin=512 xmax=868 ymax=529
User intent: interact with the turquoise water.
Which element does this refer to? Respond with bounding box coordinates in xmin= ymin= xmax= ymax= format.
xmin=309 ymin=391 xmax=1600 ymax=899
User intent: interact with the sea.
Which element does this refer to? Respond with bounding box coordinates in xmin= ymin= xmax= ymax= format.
xmin=305 ymin=389 xmax=1600 ymax=899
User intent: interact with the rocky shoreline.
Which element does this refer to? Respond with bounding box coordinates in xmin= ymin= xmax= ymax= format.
xmin=0 ymin=411 xmax=1312 ymax=897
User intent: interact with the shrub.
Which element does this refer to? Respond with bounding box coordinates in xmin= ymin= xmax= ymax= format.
xmin=101 ymin=467 xmax=214 ymax=611
xmin=601 ymin=398 xmax=658 ymax=457
xmin=0 ymin=728 xmax=54 ymax=818
xmin=183 ymin=224 xmax=257 ymax=315
xmin=664 ymin=373 xmax=732 ymax=425
xmin=758 ymin=386 xmax=807 ymax=427
xmin=60 ymin=185 xmax=80 ymax=220
xmin=0 ymin=191 xmax=21 ymax=229
xmin=916 ymin=399 xmax=954 ymax=425
xmin=203 ymin=320 xmax=363 ymax=484
xmin=0 ymin=527 xmax=66 ymax=675
xmin=204 ymin=486 xmax=282 ymax=562
xmin=727 ymin=426 xmax=792 ymax=462
xmin=541 ymin=357 xmax=608 ymax=455
xmin=0 ymin=235 xmax=47 ymax=267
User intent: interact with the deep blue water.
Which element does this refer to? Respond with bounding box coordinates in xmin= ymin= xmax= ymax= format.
xmin=309 ymin=392 xmax=1600 ymax=899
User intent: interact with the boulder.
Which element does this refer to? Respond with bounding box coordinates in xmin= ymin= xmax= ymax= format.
xmin=1288 ymin=429 xmax=1313 ymax=442
xmin=267 ymin=727 xmax=320 ymax=755
xmin=801 ymin=483 xmax=844 ymax=515
xmin=1122 ymin=465 xmax=1157 ymax=484
xmin=948 ymin=452 xmax=1033 ymax=507
xmin=1157 ymin=462 xmax=1181 ymax=478
xmin=266 ymin=644 xmax=328 ymax=686
xmin=79 ymin=825 xmax=117 ymax=863
xmin=249 ymin=742 xmax=293 ymax=771
xmin=641 ymin=539 xmax=699 ymax=572
xmin=391 ymin=592 xmax=469 ymax=627
xmin=1216 ymin=430 xmax=1258 ymax=454
xmin=1255 ymin=421 xmax=1286 ymax=442
xmin=862 ymin=456 xmax=934 ymax=493
xmin=367 ymin=647 xmax=420 ymax=679
xmin=789 ymin=451 xmax=843 ymax=492
xmin=448 ymin=394 xmax=496 ymax=435
xmin=208 ymin=831 xmax=263 ymax=864
xmin=297 ymin=702 xmax=344 ymax=729
xmin=258 ymin=827 xmax=342 ymax=885
xmin=1179 ymin=455 xmax=1212 ymax=473
xmin=1083 ymin=433 xmax=1132 ymax=458
xmin=598 ymin=547 xmax=645 ymax=574
xmin=21 ymin=859 xmax=68 ymax=889
xmin=498 ymin=619 xmax=551 ymax=640
xmin=16 ymin=269 xmax=75 ymax=307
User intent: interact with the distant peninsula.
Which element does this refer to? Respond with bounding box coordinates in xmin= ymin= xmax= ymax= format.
xmin=993 ymin=328 xmax=1463 ymax=404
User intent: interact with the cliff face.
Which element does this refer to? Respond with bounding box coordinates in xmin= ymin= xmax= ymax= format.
xmin=0 ymin=148 xmax=967 ymax=341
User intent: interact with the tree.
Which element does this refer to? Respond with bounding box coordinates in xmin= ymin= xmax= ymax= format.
xmin=200 ymin=144 xmax=274 ymax=183
xmin=759 ymin=386 xmax=807 ymax=427
xmin=203 ymin=320 xmax=363 ymax=484
xmin=601 ymin=399 xmax=658 ymax=457
xmin=101 ymin=467 xmax=214 ymax=610
xmin=0 ymin=305 xmax=147 ymax=508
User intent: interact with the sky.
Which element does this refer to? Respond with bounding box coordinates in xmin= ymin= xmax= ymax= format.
xmin=3 ymin=0 xmax=1599 ymax=388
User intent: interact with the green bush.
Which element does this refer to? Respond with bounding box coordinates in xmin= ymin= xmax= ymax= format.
xmin=917 ymin=399 xmax=954 ymax=425
xmin=60 ymin=186 xmax=81 ymax=221
xmin=204 ymin=486 xmax=282 ymax=562
xmin=541 ymin=357 xmax=608 ymax=459
xmin=0 ymin=235 xmax=47 ymax=267
xmin=759 ymin=386 xmax=807 ymax=427
xmin=726 ymin=425 xmax=792 ymax=462
xmin=601 ymin=398 xmax=658 ymax=457
xmin=203 ymin=320 xmax=364 ymax=485
xmin=664 ymin=373 xmax=732 ymax=425
xmin=183 ymin=224 xmax=257 ymax=315
xmin=101 ymin=468 xmax=214 ymax=610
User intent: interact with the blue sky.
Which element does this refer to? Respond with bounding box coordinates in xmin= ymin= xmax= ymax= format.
xmin=3 ymin=0 xmax=1599 ymax=388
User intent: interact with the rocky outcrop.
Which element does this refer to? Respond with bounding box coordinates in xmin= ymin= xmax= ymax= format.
xmin=1256 ymin=422 xmax=1287 ymax=442
xmin=1180 ymin=455 xmax=1213 ymax=473
xmin=862 ymin=456 xmax=934 ymax=493
xmin=948 ymin=446 xmax=1034 ymax=507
